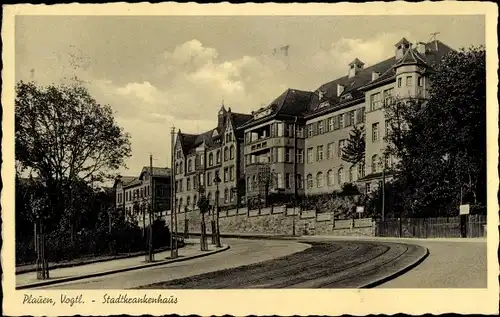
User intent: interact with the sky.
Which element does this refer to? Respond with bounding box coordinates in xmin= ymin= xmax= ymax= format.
xmin=15 ymin=15 xmax=485 ymax=177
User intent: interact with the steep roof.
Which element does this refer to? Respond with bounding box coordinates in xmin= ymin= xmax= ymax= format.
xmin=306 ymin=39 xmax=454 ymax=119
xmin=140 ymin=166 xmax=171 ymax=178
xmin=177 ymin=106 xmax=252 ymax=154
xmin=239 ymin=88 xmax=314 ymax=129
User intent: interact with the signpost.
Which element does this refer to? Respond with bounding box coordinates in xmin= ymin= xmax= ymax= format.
xmin=459 ymin=204 xmax=470 ymax=238
xmin=459 ymin=204 xmax=470 ymax=215
xmin=356 ymin=206 xmax=364 ymax=219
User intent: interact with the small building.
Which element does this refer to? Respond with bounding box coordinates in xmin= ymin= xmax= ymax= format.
xmin=114 ymin=166 xmax=172 ymax=227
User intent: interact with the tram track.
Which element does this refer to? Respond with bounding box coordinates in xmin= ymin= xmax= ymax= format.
xmin=138 ymin=240 xmax=425 ymax=289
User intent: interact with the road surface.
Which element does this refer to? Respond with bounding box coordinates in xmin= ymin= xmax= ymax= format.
xmin=33 ymin=238 xmax=424 ymax=289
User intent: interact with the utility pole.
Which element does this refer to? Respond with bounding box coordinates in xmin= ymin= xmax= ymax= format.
xmin=381 ymin=159 xmax=386 ymax=221
xmin=148 ymin=154 xmax=154 ymax=262
xmin=170 ymin=127 xmax=178 ymax=259
xmin=292 ymin=117 xmax=298 ymax=236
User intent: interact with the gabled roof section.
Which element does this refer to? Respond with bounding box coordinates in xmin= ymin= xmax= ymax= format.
xmin=139 ymin=166 xmax=171 ymax=179
xmin=308 ymin=56 xmax=395 ymax=114
xmin=238 ymin=88 xmax=314 ymax=129
xmin=177 ymin=106 xmax=252 ymax=153
xmin=231 ymin=112 xmax=253 ymax=128
xmin=394 ymin=46 xmax=428 ymax=68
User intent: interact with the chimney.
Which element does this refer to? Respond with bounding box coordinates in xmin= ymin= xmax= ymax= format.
xmin=348 ymin=58 xmax=364 ymax=78
xmin=337 ymin=84 xmax=344 ymax=97
xmin=372 ymin=72 xmax=380 ymax=81
xmin=417 ymin=42 xmax=426 ymax=55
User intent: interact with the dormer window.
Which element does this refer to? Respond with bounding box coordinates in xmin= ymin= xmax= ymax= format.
xmin=318 ymin=101 xmax=329 ymax=109
xmin=340 ymin=93 xmax=352 ymax=101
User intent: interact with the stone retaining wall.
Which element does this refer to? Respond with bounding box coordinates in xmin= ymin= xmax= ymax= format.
xmin=164 ymin=206 xmax=375 ymax=237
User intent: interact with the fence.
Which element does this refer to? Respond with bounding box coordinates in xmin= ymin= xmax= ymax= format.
xmin=375 ymin=214 xmax=486 ymax=238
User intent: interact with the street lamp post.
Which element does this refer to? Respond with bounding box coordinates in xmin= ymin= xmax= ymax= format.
xmin=213 ymin=172 xmax=222 ymax=248
xmin=170 ymin=127 xmax=178 ymax=259
xmin=231 ymin=187 xmax=239 ymax=213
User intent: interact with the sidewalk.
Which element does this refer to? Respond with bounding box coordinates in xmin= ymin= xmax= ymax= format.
xmin=16 ymin=239 xmax=229 ymax=289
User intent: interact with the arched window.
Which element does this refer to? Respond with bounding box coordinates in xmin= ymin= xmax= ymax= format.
xmin=224 ymin=147 xmax=229 ymax=161
xmin=371 ymin=155 xmax=379 ymax=173
xmin=327 ymin=170 xmax=334 ymax=186
xmin=216 ymin=150 xmax=221 ymax=164
xmin=208 ymin=153 xmax=214 ymax=166
xmin=187 ymin=158 xmax=192 ymax=172
xmin=224 ymin=188 xmax=229 ymax=203
xmin=179 ymin=197 xmax=183 ymax=212
xmin=186 ymin=196 xmax=191 ymax=210
xmin=349 ymin=166 xmax=355 ymax=182
xmin=230 ymin=145 xmax=235 ymax=160
xmin=306 ymin=174 xmax=313 ymax=189
xmin=230 ymin=187 xmax=234 ymax=201
xmin=338 ymin=168 xmax=344 ymax=185
xmin=193 ymin=195 xmax=197 ymax=207
xmin=316 ymin=172 xmax=324 ymax=188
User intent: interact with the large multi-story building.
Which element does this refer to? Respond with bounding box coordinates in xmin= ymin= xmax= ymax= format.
xmin=173 ymin=37 xmax=453 ymax=207
xmin=114 ymin=166 xmax=172 ymax=226
xmin=173 ymin=107 xmax=253 ymax=211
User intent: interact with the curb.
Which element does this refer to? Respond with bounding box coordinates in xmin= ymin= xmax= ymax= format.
xmin=358 ymin=245 xmax=430 ymax=288
xmin=16 ymin=245 xmax=230 ymax=290
xmin=15 ymin=245 xmax=177 ymax=275
xmin=189 ymin=232 xmax=297 ymax=240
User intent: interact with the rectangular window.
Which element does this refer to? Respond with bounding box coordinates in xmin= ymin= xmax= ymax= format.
xmin=328 ymin=117 xmax=334 ymax=131
xmin=224 ymin=168 xmax=229 ymax=182
xmin=297 ymin=174 xmax=303 ymax=189
xmin=339 ymin=114 xmax=344 ymax=128
xmin=207 ymin=172 xmax=212 ymax=186
xmin=356 ymin=108 xmax=365 ymax=124
xmin=406 ymin=76 xmax=412 ymax=86
xmin=296 ymin=126 xmax=304 ymax=138
xmin=307 ymin=147 xmax=314 ymax=163
xmin=338 ymin=139 xmax=346 ymax=157
xmin=316 ymin=145 xmax=324 ymax=161
xmin=327 ymin=142 xmax=335 ymax=159
xmin=285 ymin=173 xmax=291 ymax=189
xmin=296 ymin=149 xmax=304 ymax=163
xmin=370 ymin=92 xmax=381 ymax=111
xmin=372 ymin=123 xmax=380 ymax=142
xmin=230 ymin=166 xmax=235 ymax=181
xmin=418 ymin=76 xmax=424 ymax=87
xmin=398 ymin=77 xmax=402 ymax=87
xmin=186 ymin=178 xmax=191 ymax=191
xmin=275 ymin=172 xmax=283 ymax=189
xmin=318 ymin=121 xmax=324 ymax=134
xmin=277 ymin=123 xmax=284 ymax=137
xmin=383 ymin=88 xmax=394 ymax=106
xmin=308 ymin=124 xmax=313 ymax=137
xmin=277 ymin=148 xmax=284 ymax=162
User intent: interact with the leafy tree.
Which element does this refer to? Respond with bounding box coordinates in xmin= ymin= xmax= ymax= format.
xmin=341 ymin=124 xmax=365 ymax=166
xmin=256 ymin=162 xmax=277 ymax=207
xmin=383 ymin=46 xmax=486 ymax=217
xmin=15 ymin=81 xmax=132 ymax=238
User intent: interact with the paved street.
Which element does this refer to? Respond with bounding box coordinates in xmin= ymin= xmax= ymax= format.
xmin=376 ymin=238 xmax=487 ymax=288
xmin=297 ymin=236 xmax=488 ymax=288
xmin=138 ymin=240 xmax=425 ymax=289
xmin=26 ymin=237 xmax=427 ymax=289
xmin=18 ymin=236 xmax=486 ymax=290
xmin=27 ymin=238 xmax=310 ymax=289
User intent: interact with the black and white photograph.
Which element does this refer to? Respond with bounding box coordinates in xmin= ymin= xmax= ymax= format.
xmin=2 ymin=3 xmax=498 ymax=316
